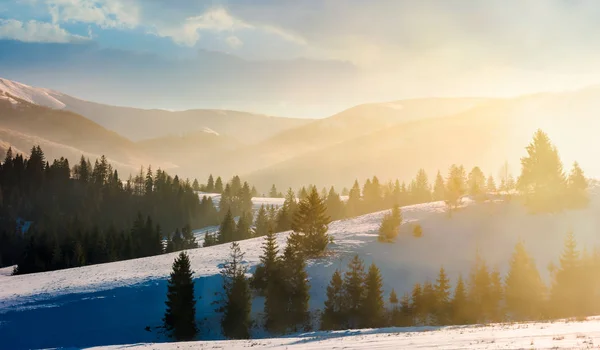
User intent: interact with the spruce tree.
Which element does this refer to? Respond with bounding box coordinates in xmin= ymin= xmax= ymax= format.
xmin=378 ymin=204 xmax=402 ymax=242
xmin=220 ymin=242 xmax=251 ymax=339
xmin=321 ymin=269 xmax=345 ymax=330
xmin=218 ymin=209 xmax=236 ymax=244
xmin=343 ymin=255 xmax=366 ymax=328
xmin=517 ymin=129 xmax=567 ymax=212
xmin=468 ymin=166 xmax=487 ymax=201
xmin=346 ymin=180 xmax=362 ymax=217
xmin=214 ymin=176 xmax=224 ymax=193
xmin=281 ymin=238 xmax=310 ymax=332
xmin=269 ymin=184 xmax=279 ymax=198
xmin=290 ymin=187 xmax=331 ymax=257
xmin=550 ymin=231 xmax=584 ymax=318
xmin=489 ymin=268 xmax=504 ymax=322
xmin=325 ymin=186 xmax=344 ymax=221
xmin=505 ymin=241 xmax=545 ymax=321
xmin=468 ymin=254 xmax=492 ymax=323
xmin=451 ymin=274 xmax=469 ymax=325
xmin=253 ymin=205 xmax=270 ymax=237
xmin=433 ymin=170 xmax=446 ymax=201
xmin=399 ymin=292 xmax=413 ymax=326
xmin=234 ymin=212 xmax=252 ymax=241
xmin=486 ymin=175 xmax=497 ymax=193
xmin=446 ymin=164 xmax=466 ymax=211
xmin=259 ymin=229 xmax=287 ymax=333
xmin=164 ymin=252 xmax=197 ymax=341
xmin=362 ymin=263 xmax=385 ymax=328
xmin=206 ymin=174 xmax=215 ymax=192
xmin=434 ymin=267 xmax=451 ymax=325
xmin=410 ymin=283 xmax=423 ymax=325
xmin=566 ymin=162 xmax=588 ymax=209
xmin=389 ymin=288 xmax=400 ymax=326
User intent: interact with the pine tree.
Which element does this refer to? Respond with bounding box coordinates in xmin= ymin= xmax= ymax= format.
xmin=321 ymin=269 xmax=345 ymax=330
xmin=433 ymin=170 xmax=446 ymax=201
xmin=192 ymin=178 xmax=200 ymax=191
xmin=566 ymin=162 xmax=588 ymax=209
xmin=517 ymin=129 xmax=567 ymax=212
xmin=362 ymin=263 xmax=385 ymax=328
xmin=214 ymin=176 xmax=224 ymax=193
xmin=220 ymin=242 xmax=251 ymax=339
xmin=325 ymin=186 xmax=344 ymax=221
xmin=218 ymin=209 xmax=236 ymax=244
xmin=346 ymin=180 xmax=362 ymax=217
xmin=290 ymin=187 xmax=331 ymax=257
xmin=276 ymin=189 xmax=297 ymax=232
xmin=378 ymin=204 xmax=402 ymax=242
xmin=421 ymin=281 xmax=436 ymax=325
xmin=550 ymin=231 xmax=584 ymax=318
xmin=234 ymin=212 xmax=252 ymax=241
xmin=434 ymin=267 xmax=451 ymax=325
xmin=468 ymin=166 xmax=486 ymax=201
xmin=446 ymin=164 xmax=466 ymax=211
xmin=412 ymin=169 xmax=431 ymax=203
xmin=206 ymin=174 xmax=215 ymax=192
xmin=486 ymin=175 xmax=497 ymax=193
xmin=451 ymin=274 xmax=469 ymax=325
xmin=468 ymin=254 xmax=492 ymax=323
xmin=343 ymin=255 xmax=366 ymax=328
xmin=164 ymin=252 xmax=197 ymax=340
xmin=258 ymin=229 xmax=287 ymax=333
xmin=411 ymin=283 xmax=423 ymax=325
xmin=505 ymin=241 xmax=545 ymax=321
xmin=489 ymin=268 xmax=504 ymax=322
xmin=412 ymin=223 xmax=423 ymax=238
xmin=269 ymin=184 xmax=279 ymax=198
xmin=253 ymin=205 xmax=270 ymax=237
xmin=281 ymin=238 xmax=310 ymax=332
xmin=388 ymin=288 xmax=400 ymax=326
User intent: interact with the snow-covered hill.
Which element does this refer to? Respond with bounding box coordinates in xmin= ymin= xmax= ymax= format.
xmin=0 ymin=78 xmax=65 ymax=109
xmin=95 ymin=318 xmax=600 ymax=349
xmin=1 ymin=196 xmax=600 ymax=349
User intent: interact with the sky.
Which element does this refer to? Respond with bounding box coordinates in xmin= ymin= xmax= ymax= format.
xmin=2 ymin=0 xmax=600 ymax=118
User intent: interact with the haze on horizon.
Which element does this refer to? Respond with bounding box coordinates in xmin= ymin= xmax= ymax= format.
xmin=2 ymin=0 xmax=600 ymax=118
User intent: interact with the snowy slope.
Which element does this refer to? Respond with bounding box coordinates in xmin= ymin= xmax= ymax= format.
xmin=2 ymin=195 xmax=600 ymax=349
xmin=96 ymin=318 xmax=600 ymax=349
xmin=0 ymin=78 xmax=65 ymax=109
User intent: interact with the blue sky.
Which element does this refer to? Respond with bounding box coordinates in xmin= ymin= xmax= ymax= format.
xmin=2 ymin=0 xmax=600 ymax=117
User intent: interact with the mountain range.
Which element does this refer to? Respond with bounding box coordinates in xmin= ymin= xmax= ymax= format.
xmin=1 ymin=77 xmax=599 ymax=191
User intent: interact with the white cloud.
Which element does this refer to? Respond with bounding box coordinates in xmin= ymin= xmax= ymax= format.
xmin=150 ymin=6 xmax=305 ymax=48
xmin=46 ymin=0 xmax=139 ymax=29
xmin=0 ymin=18 xmax=89 ymax=43
xmin=226 ymin=35 xmax=242 ymax=49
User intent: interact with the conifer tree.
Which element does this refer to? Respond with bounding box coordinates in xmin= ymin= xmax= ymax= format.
xmin=468 ymin=254 xmax=492 ymax=323
xmin=446 ymin=164 xmax=466 ymax=211
xmin=343 ymin=255 xmax=366 ymax=328
xmin=164 ymin=252 xmax=197 ymax=341
xmin=276 ymin=189 xmax=297 ymax=232
xmin=410 ymin=283 xmax=423 ymax=325
xmin=412 ymin=223 xmax=423 ymax=238
xmin=517 ymin=129 xmax=567 ymax=212
xmin=399 ymin=292 xmax=413 ymax=326
xmin=259 ymin=229 xmax=287 ymax=333
xmin=550 ymin=231 xmax=584 ymax=318
xmin=218 ymin=209 xmax=236 ymax=244
xmin=433 ymin=171 xmax=446 ymax=201
xmin=253 ymin=205 xmax=270 ymax=237
xmin=566 ymin=162 xmax=588 ymax=209
xmin=486 ymin=175 xmax=497 ymax=193
xmin=434 ymin=267 xmax=451 ymax=325
xmin=412 ymin=169 xmax=432 ymax=204
xmin=220 ymin=242 xmax=251 ymax=339
xmin=234 ymin=212 xmax=252 ymax=241
xmin=362 ymin=263 xmax=385 ymax=328
xmin=468 ymin=166 xmax=487 ymax=201
xmin=321 ymin=269 xmax=345 ymax=330
xmin=214 ymin=176 xmax=224 ymax=193
xmin=325 ymin=186 xmax=344 ymax=221
xmin=346 ymin=180 xmax=362 ymax=217
xmin=192 ymin=178 xmax=200 ymax=191
xmin=290 ymin=187 xmax=331 ymax=257
xmin=281 ymin=238 xmax=310 ymax=332
xmin=421 ymin=281 xmax=436 ymax=325
xmin=489 ymin=268 xmax=504 ymax=322
xmin=451 ymin=274 xmax=469 ymax=325
xmin=269 ymin=184 xmax=279 ymax=198
xmin=378 ymin=203 xmax=402 ymax=242
xmin=388 ymin=288 xmax=400 ymax=326
xmin=206 ymin=174 xmax=215 ymax=192
xmin=505 ymin=241 xmax=545 ymax=321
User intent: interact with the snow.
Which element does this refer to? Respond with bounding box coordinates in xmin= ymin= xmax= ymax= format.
xmin=0 ymin=77 xmax=66 ymax=109
xmin=2 ymin=195 xmax=600 ymax=349
xmin=94 ymin=318 xmax=600 ymax=349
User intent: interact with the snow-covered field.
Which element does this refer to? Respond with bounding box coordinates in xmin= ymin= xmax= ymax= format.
xmin=95 ymin=318 xmax=600 ymax=349
xmin=2 ymin=195 xmax=600 ymax=349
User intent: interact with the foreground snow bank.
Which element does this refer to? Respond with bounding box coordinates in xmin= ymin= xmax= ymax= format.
xmin=94 ymin=317 xmax=600 ymax=349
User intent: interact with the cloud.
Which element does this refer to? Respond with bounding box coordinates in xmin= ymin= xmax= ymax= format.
xmin=0 ymin=18 xmax=89 ymax=43
xmin=150 ymin=6 xmax=303 ymax=48
xmin=46 ymin=0 xmax=139 ymax=28
xmin=226 ymin=35 xmax=242 ymax=49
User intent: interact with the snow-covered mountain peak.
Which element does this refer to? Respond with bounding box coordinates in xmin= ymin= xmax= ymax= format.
xmin=0 ymin=78 xmax=66 ymax=109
